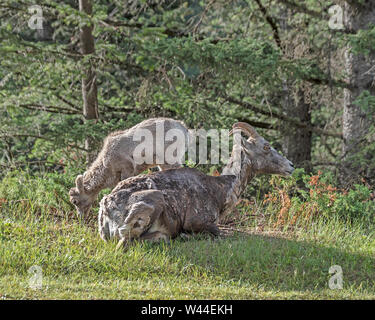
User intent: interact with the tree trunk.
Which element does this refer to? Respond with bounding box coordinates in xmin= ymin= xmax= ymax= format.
xmin=79 ymin=0 xmax=99 ymax=164
xmin=342 ymin=1 xmax=375 ymax=183
xmin=282 ymin=86 xmax=312 ymax=171
xmin=280 ymin=8 xmax=312 ymax=171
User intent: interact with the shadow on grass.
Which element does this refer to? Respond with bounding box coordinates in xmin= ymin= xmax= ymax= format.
xmin=141 ymin=231 xmax=375 ymax=294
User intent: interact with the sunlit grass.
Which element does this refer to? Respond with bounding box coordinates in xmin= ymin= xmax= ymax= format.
xmin=0 ymin=210 xmax=374 ymax=299
xmin=0 ymin=171 xmax=374 ymax=299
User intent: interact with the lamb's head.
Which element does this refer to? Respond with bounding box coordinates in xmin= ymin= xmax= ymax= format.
xmin=231 ymin=122 xmax=294 ymax=176
xmin=69 ymin=175 xmax=95 ymax=219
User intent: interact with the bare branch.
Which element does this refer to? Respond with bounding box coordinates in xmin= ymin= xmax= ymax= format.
xmin=192 ymin=0 xmax=215 ymax=35
xmin=17 ymin=104 xmax=80 ymax=115
xmin=0 ymin=134 xmax=88 ymax=152
xmin=236 ymin=118 xmax=277 ymax=130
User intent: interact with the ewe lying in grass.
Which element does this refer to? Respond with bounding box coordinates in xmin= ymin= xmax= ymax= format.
xmin=98 ymin=122 xmax=294 ymax=248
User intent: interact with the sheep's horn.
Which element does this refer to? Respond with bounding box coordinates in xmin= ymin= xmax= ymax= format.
xmin=230 ymin=122 xmax=259 ymax=139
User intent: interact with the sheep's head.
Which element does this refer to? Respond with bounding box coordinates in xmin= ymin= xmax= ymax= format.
xmin=69 ymin=175 xmax=94 ymax=219
xmin=230 ymin=122 xmax=294 ymax=176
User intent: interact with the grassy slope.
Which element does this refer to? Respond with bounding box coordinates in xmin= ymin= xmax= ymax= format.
xmin=0 ymin=210 xmax=374 ymax=299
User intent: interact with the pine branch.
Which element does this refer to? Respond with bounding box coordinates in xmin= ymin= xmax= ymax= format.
xmin=236 ymin=118 xmax=277 ymax=130
xmin=274 ymin=0 xmax=324 ymax=19
xmin=54 ymin=93 xmax=81 ymax=111
xmin=253 ymin=0 xmax=283 ymax=51
xmin=301 ymin=75 xmax=351 ymax=90
xmin=222 ymin=95 xmax=343 ymax=139
xmin=17 ymin=104 xmax=80 ymax=115
xmin=0 ymin=134 xmax=88 ymax=152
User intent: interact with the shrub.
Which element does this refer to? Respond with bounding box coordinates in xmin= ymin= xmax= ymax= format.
xmin=262 ymin=169 xmax=375 ymax=229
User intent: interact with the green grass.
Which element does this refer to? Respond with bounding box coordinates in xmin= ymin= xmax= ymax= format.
xmin=0 ymin=210 xmax=374 ymax=299
xmin=0 ymin=171 xmax=374 ymax=299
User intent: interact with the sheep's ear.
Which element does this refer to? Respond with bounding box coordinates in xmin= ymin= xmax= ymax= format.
xmin=75 ymin=175 xmax=85 ymax=193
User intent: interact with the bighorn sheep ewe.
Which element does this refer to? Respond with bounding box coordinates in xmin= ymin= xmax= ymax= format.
xmin=98 ymin=122 xmax=294 ymax=247
xmin=69 ymin=118 xmax=189 ymax=218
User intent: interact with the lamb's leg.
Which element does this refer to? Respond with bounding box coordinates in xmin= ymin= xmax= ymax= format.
xmin=120 ymin=164 xmax=135 ymax=181
xmin=120 ymin=171 xmax=129 ymax=181
xmin=118 ymin=157 xmax=135 ymax=181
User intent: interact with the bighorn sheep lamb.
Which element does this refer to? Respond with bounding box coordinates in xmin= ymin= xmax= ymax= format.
xmin=98 ymin=122 xmax=294 ymax=247
xmin=69 ymin=118 xmax=189 ymax=218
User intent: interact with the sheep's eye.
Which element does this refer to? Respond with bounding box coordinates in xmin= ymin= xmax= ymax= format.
xmin=264 ymin=144 xmax=271 ymax=151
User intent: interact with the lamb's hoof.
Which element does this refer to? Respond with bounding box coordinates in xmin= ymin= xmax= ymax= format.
xmin=116 ymin=238 xmax=130 ymax=251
